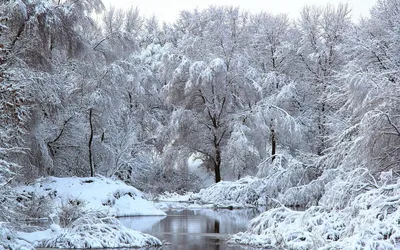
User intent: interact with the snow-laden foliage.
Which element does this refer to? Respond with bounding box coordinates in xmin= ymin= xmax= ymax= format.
xmin=189 ymin=152 xmax=320 ymax=208
xmin=231 ymin=175 xmax=400 ymax=249
xmin=223 ymin=123 xmax=260 ymax=180
xmin=39 ymin=214 xmax=162 ymax=248
xmin=317 ymin=168 xmax=379 ymax=210
xmin=257 ymin=152 xmax=319 ymax=205
xmin=279 ymin=167 xmax=378 ymax=208
xmin=230 ymin=206 xmax=347 ymax=249
xmin=279 ymin=172 xmax=331 ymax=208
xmin=190 ymin=176 xmax=266 ymax=208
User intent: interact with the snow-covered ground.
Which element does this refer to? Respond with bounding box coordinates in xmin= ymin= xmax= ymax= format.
xmin=14 ymin=176 xmax=165 ymax=249
xmin=17 ymin=176 xmax=166 ymax=217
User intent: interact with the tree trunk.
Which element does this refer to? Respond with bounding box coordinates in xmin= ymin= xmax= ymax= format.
xmin=271 ymin=121 xmax=276 ymax=162
xmin=214 ymin=220 xmax=220 ymax=233
xmin=88 ymin=108 xmax=94 ymax=177
xmin=214 ymin=145 xmax=222 ymax=183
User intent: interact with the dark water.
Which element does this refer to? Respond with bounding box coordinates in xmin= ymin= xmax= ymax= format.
xmin=119 ymin=209 xmax=264 ymax=250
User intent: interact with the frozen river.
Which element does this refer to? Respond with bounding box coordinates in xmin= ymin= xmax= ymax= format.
xmin=119 ymin=208 xmax=264 ymax=250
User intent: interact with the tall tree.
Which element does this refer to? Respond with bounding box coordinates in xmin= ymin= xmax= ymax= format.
xmin=296 ymin=4 xmax=352 ymax=155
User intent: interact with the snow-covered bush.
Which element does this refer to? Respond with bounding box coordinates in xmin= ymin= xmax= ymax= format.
xmin=189 ymin=154 xmax=320 ymax=208
xmin=230 ymin=206 xmax=348 ymax=249
xmin=257 ymin=153 xmax=319 ymax=204
xmin=231 ymin=178 xmax=400 ymax=249
xmin=190 ymin=176 xmax=265 ymax=208
xmin=39 ymin=213 xmax=162 ymax=248
xmin=58 ymin=199 xmax=85 ymax=227
xmin=16 ymin=192 xmax=52 ymax=223
xmin=318 ymin=168 xmax=378 ymax=210
xmin=280 ymin=177 xmax=327 ymax=208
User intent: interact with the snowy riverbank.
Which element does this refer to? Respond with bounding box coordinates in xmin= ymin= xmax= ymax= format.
xmin=154 ymin=173 xmax=400 ymax=249
xmin=229 ymin=179 xmax=400 ymax=249
xmin=17 ymin=176 xmax=166 ymax=217
xmin=12 ymin=176 xmax=165 ymax=249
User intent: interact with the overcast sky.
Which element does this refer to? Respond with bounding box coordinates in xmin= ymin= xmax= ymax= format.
xmin=102 ymin=0 xmax=378 ymax=23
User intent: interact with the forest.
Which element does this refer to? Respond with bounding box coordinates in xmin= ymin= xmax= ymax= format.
xmin=1 ymin=0 xmax=400 ymax=249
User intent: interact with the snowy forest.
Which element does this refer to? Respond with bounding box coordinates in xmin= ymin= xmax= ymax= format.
xmin=1 ymin=0 xmax=400 ymax=249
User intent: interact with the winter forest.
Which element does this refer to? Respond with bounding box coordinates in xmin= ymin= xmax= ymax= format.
xmin=1 ymin=0 xmax=400 ymax=249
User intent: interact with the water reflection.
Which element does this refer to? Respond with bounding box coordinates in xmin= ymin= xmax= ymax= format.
xmin=119 ymin=208 xmax=264 ymax=250
xmin=119 ymin=215 xmax=166 ymax=232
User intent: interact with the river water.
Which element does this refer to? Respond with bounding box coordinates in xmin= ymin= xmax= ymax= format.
xmin=119 ymin=208 xmax=264 ymax=250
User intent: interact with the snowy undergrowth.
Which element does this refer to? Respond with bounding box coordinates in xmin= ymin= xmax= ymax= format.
xmin=259 ymin=153 xmax=320 ymax=207
xmin=153 ymin=191 xmax=205 ymax=210
xmin=230 ymin=174 xmax=400 ymax=249
xmin=17 ymin=176 xmax=166 ymax=217
xmin=189 ymin=176 xmax=267 ymax=208
xmin=38 ymin=213 xmax=162 ymax=248
xmin=189 ymin=153 xmax=319 ymax=209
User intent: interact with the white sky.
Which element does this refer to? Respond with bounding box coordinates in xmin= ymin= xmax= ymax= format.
xmin=102 ymin=0 xmax=378 ymax=23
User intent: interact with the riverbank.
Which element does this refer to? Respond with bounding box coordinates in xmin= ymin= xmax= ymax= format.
xmin=11 ymin=176 xmax=165 ymax=249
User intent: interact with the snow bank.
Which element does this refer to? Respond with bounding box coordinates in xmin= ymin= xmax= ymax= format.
xmin=38 ymin=215 xmax=161 ymax=248
xmin=230 ymin=180 xmax=400 ymax=249
xmin=189 ymin=176 xmax=267 ymax=208
xmin=17 ymin=176 xmax=166 ymax=217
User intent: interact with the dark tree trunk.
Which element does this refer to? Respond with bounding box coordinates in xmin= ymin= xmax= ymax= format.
xmin=214 ymin=220 xmax=220 ymax=233
xmin=271 ymin=122 xmax=276 ymax=162
xmin=88 ymin=108 xmax=94 ymax=177
xmin=214 ymin=143 xmax=222 ymax=183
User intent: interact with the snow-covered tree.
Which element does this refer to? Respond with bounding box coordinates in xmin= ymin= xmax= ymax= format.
xmin=296 ymin=3 xmax=352 ymax=155
xmin=323 ymin=0 xmax=400 ymax=174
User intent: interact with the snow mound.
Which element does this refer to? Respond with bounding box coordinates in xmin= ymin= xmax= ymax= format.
xmin=230 ymin=180 xmax=400 ymax=249
xmin=190 ymin=176 xmax=266 ymax=208
xmin=17 ymin=176 xmax=166 ymax=217
xmin=39 ymin=214 xmax=162 ymax=248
